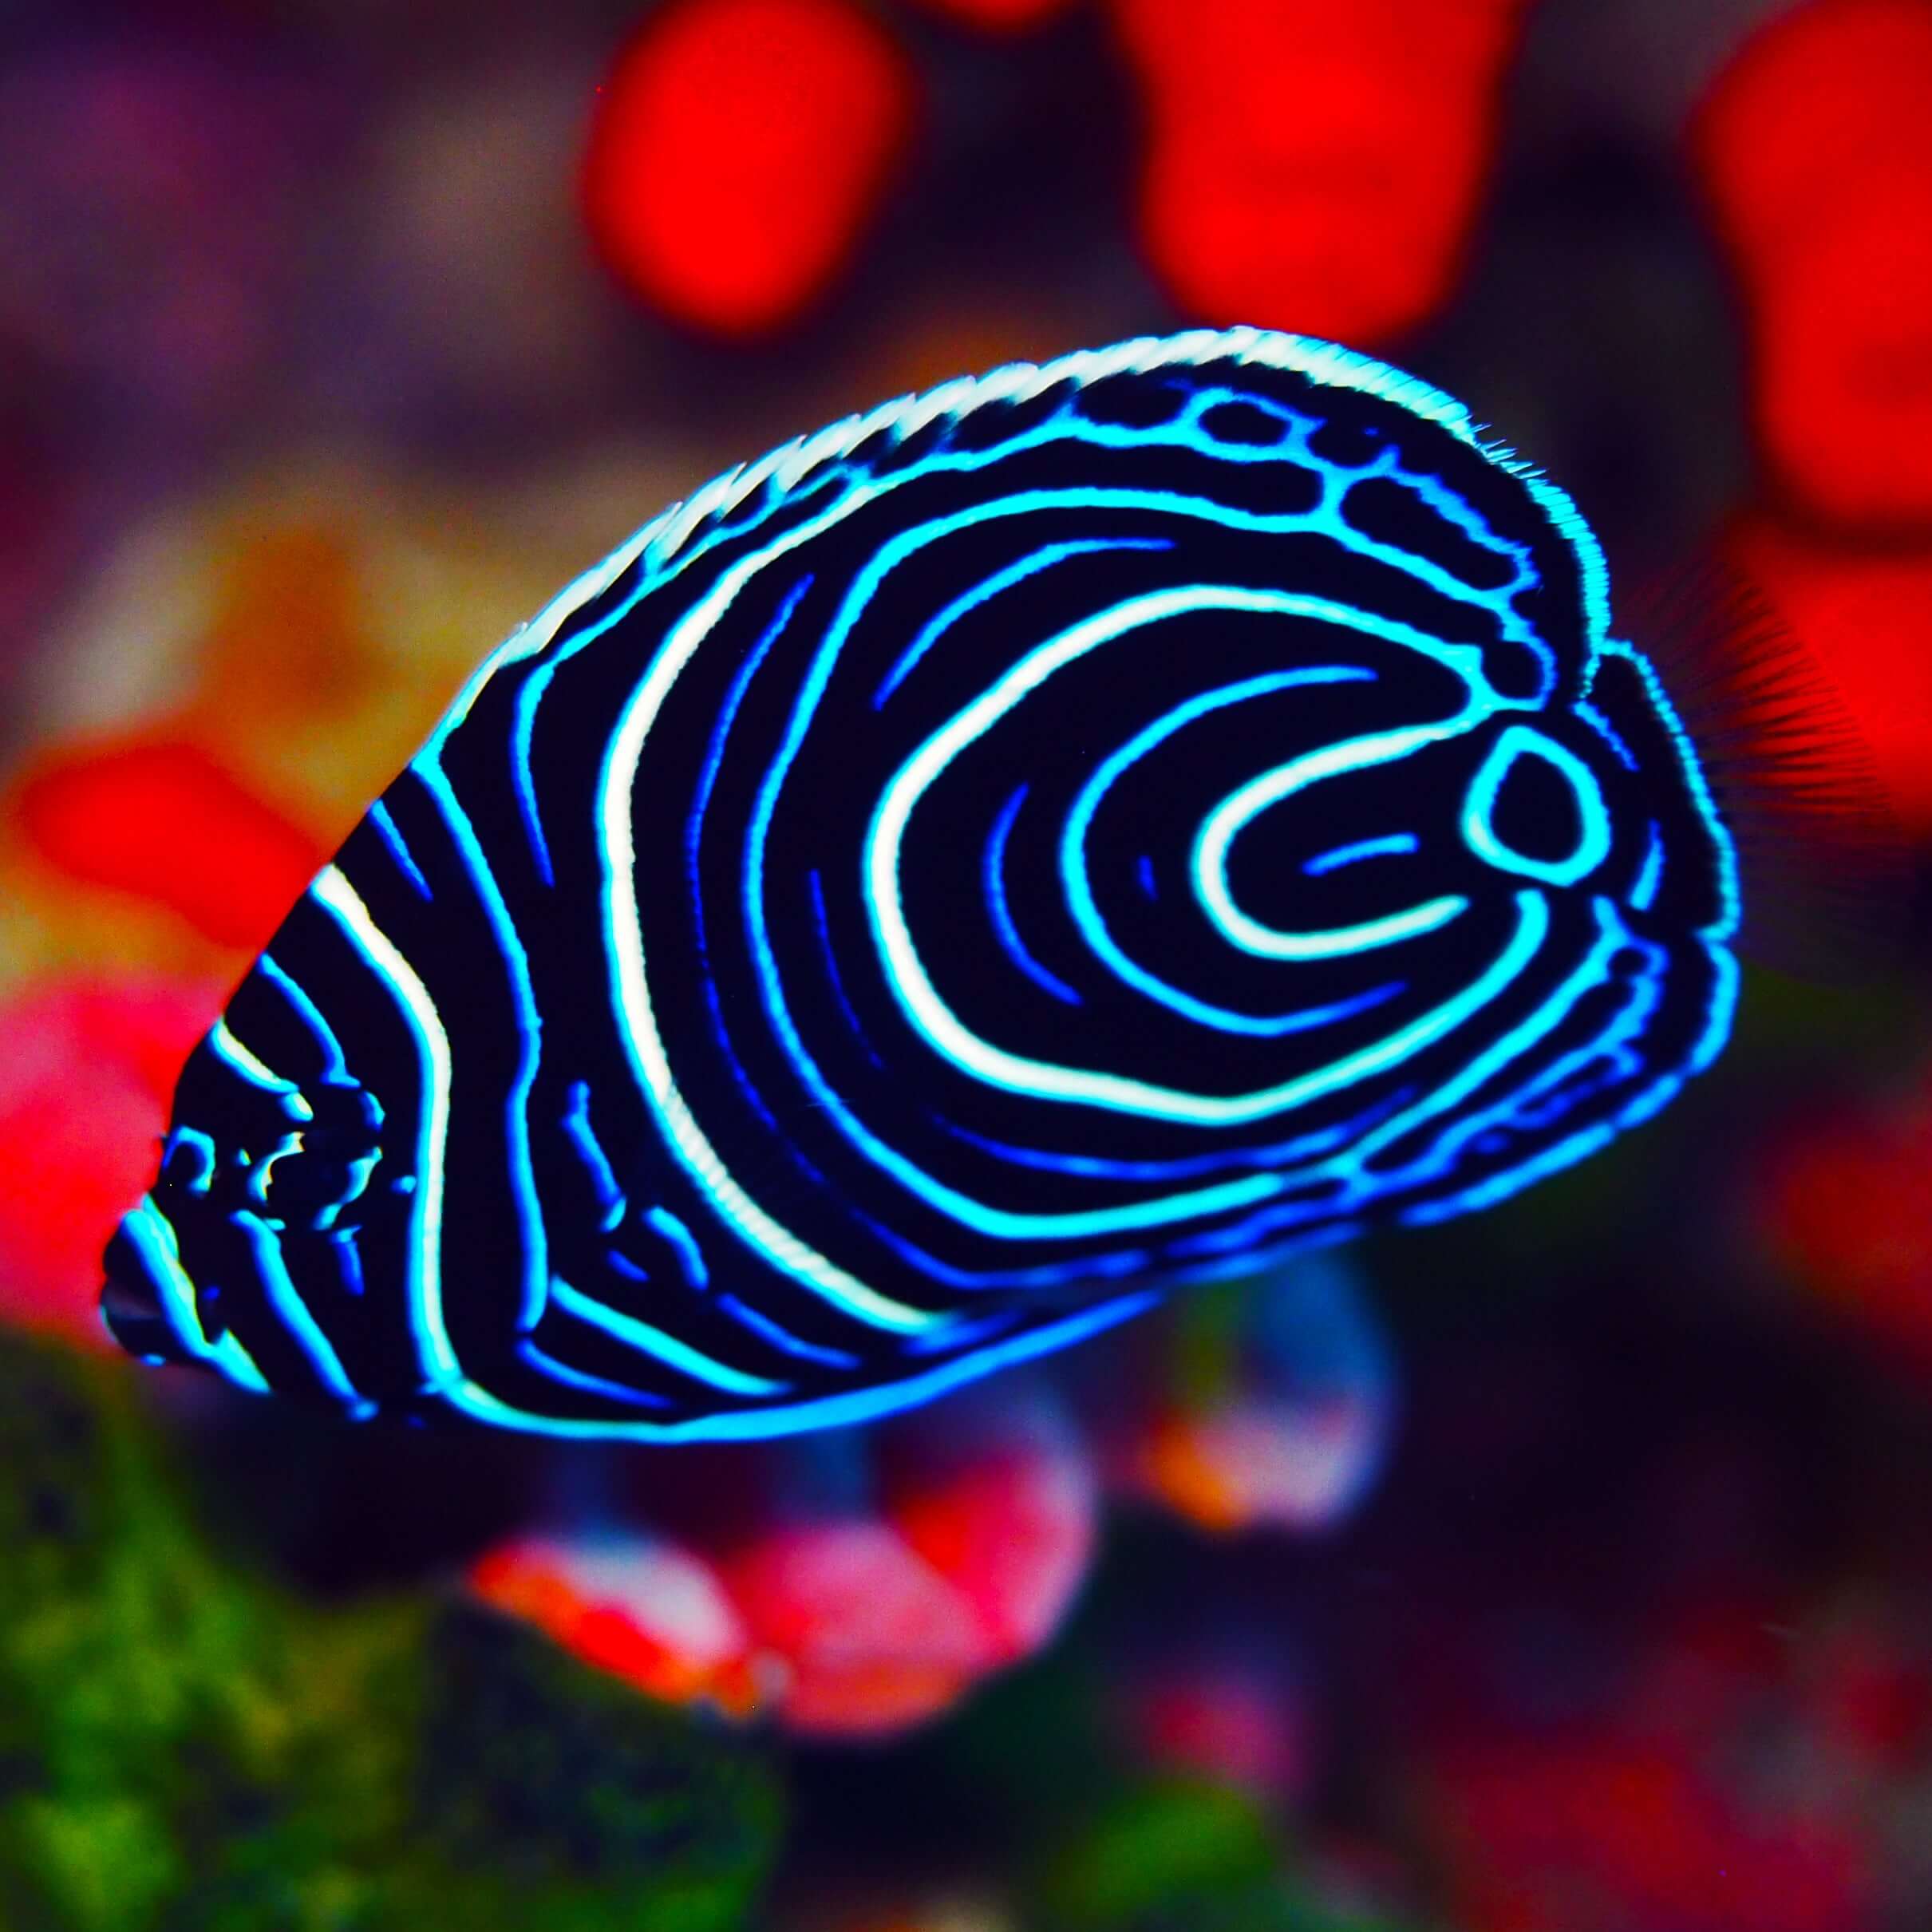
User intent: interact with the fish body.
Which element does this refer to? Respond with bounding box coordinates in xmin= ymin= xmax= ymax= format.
xmin=101 ymin=329 xmax=1737 ymax=1439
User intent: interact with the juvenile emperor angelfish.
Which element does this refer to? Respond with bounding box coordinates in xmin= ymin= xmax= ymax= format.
xmin=102 ymin=328 xmax=1741 ymax=1440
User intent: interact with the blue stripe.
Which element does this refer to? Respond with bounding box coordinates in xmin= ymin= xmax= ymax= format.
xmin=1304 ymin=832 xmax=1420 ymax=877
xmin=258 ymin=954 xmax=353 ymax=1083
xmin=231 ymin=1210 xmax=372 ymax=1416
xmin=454 ymin=1286 xmax=1161 ymax=1441
xmin=416 ymin=764 xmax=550 ymax=1329
xmin=562 ymin=1081 xmax=625 ymax=1230
xmin=368 ymin=800 xmax=432 ymax=899
xmin=645 ymin=1206 xmax=708 ymax=1288
xmin=875 ymin=535 xmax=1171 ymax=705
xmin=807 ymin=868 xmax=887 ymax=1071
xmin=713 ymin=1290 xmax=863 ymax=1369
xmin=985 ymin=786 xmax=1083 ymax=1006
xmin=1059 ymin=668 xmax=1409 ymax=1037
xmin=517 ymin=1338 xmax=674 ymax=1409
xmin=547 ymin=1278 xmax=786 ymax=1397
xmin=1631 ymin=820 xmax=1663 ymax=911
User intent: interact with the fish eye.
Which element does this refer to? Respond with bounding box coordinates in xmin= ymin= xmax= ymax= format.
xmin=1460 ymin=724 xmax=1611 ymax=887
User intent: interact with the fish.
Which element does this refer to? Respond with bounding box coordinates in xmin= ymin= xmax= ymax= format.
xmin=99 ymin=326 xmax=1758 ymax=1440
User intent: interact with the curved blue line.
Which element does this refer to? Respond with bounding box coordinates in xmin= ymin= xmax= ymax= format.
xmin=986 ymin=785 xmax=1082 ymax=1006
xmin=929 ymin=1083 xmax=1415 ymax=1182
xmin=547 ymin=1278 xmax=786 ymax=1397
xmin=689 ymin=575 xmax=816 ymax=875
xmin=1598 ymin=640 xmax=1740 ymax=944
xmin=847 ymin=1203 xmax=1154 ymax=1290
xmin=330 ymin=1231 xmax=365 ymax=1298
xmin=875 ymin=535 xmax=1171 ymax=705
xmin=1461 ymin=724 xmax=1612 ymax=887
xmin=258 ymin=954 xmax=353 ymax=1084
xmin=713 ymin=1290 xmax=863 ymax=1369
xmin=516 ymin=1337 xmax=674 ymax=1409
xmin=1631 ymin=820 xmax=1663 ymax=912
xmin=1577 ymin=698 xmax=1639 ymax=772
xmin=807 ymin=867 xmax=887 ymax=1071
xmin=416 ymin=765 xmax=550 ymax=1330
xmin=1304 ymin=833 xmax=1419 ymax=877
xmin=562 ymin=1081 xmax=625 ymax=1231
xmin=368 ymin=800 xmax=433 ymax=899
xmin=453 ymin=1286 xmax=1160 ymax=1441
xmin=902 ymin=1310 xmax=1016 ymax=1357
xmin=742 ymin=657 xmax=1288 ymax=1246
xmin=1059 ymin=667 xmax=1408 ymax=1037
xmin=1347 ymin=893 xmax=1623 ymax=1191
xmin=645 ymin=1206 xmax=709 ymax=1289
xmin=683 ymin=576 xmax=835 ymax=1171
xmin=1398 ymin=914 xmax=1677 ymax=1221
xmin=231 ymin=1209 xmax=372 ymax=1416
xmin=478 ymin=341 xmax=1563 ymax=782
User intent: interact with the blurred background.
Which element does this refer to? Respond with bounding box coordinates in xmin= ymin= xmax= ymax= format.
xmin=5 ymin=0 xmax=1932 ymax=1926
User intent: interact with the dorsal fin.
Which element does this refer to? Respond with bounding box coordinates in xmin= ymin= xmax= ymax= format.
xmin=1623 ymin=559 xmax=1913 ymax=982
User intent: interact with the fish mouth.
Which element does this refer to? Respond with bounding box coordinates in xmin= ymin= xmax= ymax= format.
xmin=99 ymin=1218 xmax=188 ymax=1365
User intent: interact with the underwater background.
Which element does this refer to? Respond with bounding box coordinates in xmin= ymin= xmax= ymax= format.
xmin=5 ymin=0 xmax=1932 ymax=1926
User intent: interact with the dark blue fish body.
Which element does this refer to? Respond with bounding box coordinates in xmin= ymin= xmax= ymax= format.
xmin=102 ymin=329 xmax=1738 ymax=1439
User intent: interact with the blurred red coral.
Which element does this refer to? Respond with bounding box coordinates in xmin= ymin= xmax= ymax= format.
xmin=1110 ymin=0 xmax=1529 ymax=344
xmin=462 ymin=1268 xmax=1394 ymax=1742
xmin=717 ymin=1516 xmax=997 ymax=1735
xmin=583 ymin=0 xmax=916 ymax=337
xmin=469 ymin=1380 xmax=1098 ymax=1739
xmin=0 ymin=974 xmax=223 ymax=1345
xmin=1124 ymin=1398 xmax=1383 ymax=1535
xmin=881 ymin=1373 xmax=1095 ymax=1660
xmin=470 ymin=1532 xmax=762 ymax=1715
xmin=1693 ymin=0 xmax=1932 ymax=528
xmin=1104 ymin=1255 xmax=1392 ymax=1535
xmin=1756 ymin=1089 xmax=1932 ymax=1372
xmin=1124 ymin=1657 xmax=1310 ymax=1803
xmin=1435 ymin=1731 xmax=1869 ymax=1932
xmin=899 ymin=0 xmax=1076 ymax=30
xmin=14 ymin=737 xmax=326 ymax=954
xmin=1424 ymin=1596 xmax=1894 ymax=1932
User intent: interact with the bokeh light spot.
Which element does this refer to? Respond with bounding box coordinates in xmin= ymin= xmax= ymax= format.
xmin=16 ymin=739 xmax=326 ymax=954
xmin=0 ymin=975 xmax=223 ymax=1345
xmin=899 ymin=0 xmax=1077 ymax=31
xmin=583 ymin=0 xmax=917 ymax=337
xmin=1111 ymin=0 xmax=1530 ymax=343
xmin=1693 ymin=0 xmax=1932 ymax=527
